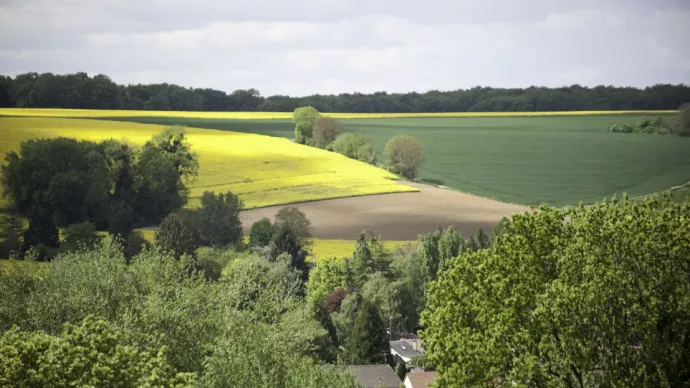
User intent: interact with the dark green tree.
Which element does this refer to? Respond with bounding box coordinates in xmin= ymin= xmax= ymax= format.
xmin=60 ymin=221 xmax=102 ymax=252
xmin=155 ymin=213 xmax=199 ymax=259
xmin=273 ymin=206 xmax=313 ymax=250
xmin=193 ymin=191 xmax=243 ymax=247
xmin=249 ymin=217 xmax=275 ymax=247
xmin=678 ymin=102 xmax=690 ymax=136
xmin=345 ymin=301 xmax=389 ymax=365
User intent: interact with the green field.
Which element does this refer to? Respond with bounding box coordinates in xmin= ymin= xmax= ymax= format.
xmin=108 ymin=114 xmax=690 ymax=206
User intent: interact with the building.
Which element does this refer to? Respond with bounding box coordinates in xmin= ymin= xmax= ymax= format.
xmin=389 ymin=339 xmax=426 ymax=365
xmin=404 ymin=371 xmax=437 ymax=388
xmin=347 ymin=364 xmax=402 ymax=388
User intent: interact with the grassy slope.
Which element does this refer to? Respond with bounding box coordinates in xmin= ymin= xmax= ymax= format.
xmin=107 ymin=114 xmax=690 ymax=206
xmin=0 ymin=117 xmax=415 ymax=210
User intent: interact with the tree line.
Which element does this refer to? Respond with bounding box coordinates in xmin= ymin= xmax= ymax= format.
xmin=1 ymin=72 xmax=689 ymax=112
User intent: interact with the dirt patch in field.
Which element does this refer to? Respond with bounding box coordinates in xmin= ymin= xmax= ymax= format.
xmin=240 ymin=181 xmax=531 ymax=240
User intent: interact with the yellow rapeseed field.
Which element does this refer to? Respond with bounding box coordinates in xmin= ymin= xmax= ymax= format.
xmin=307 ymin=239 xmax=416 ymax=263
xmin=0 ymin=108 xmax=677 ymax=119
xmin=0 ymin=117 xmax=417 ymax=209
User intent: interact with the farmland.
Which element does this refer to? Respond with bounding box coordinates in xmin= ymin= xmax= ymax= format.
xmin=0 ymin=117 xmax=416 ymax=210
xmin=103 ymin=112 xmax=689 ymax=206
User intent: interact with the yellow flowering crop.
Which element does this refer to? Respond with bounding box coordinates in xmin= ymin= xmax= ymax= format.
xmin=306 ymin=239 xmax=416 ymax=263
xmin=0 ymin=108 xmax=677 ymax=120
xmin=0 ymin=117 xmax=417 ymax=209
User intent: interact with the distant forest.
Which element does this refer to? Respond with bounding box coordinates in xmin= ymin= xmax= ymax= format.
xmin=1 ymin=72 xmax=689 ymax=113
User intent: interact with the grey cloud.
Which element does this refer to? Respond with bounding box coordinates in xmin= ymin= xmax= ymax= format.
xmin=0 ymin=0 xmax=688 ymax=96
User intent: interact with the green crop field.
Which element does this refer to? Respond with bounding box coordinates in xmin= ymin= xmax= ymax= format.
xmin=108 ymin=113 xmax=690 ymax=206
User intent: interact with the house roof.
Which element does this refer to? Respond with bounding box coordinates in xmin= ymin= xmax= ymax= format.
xmin=389 ymin=340 xmax=425 ymax=362
xmin=405 ymin=371 xmax=438 ymax=388
xmin=347 ymin=364 xmax=402 ymax=388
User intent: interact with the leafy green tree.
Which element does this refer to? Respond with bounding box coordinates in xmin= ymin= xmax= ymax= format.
xmin=395 ymin=363 xmax=407 ymax=381
xmin=60 ymin=221 xmax=102 ymax=252
xmin=271 ymin=223 xmax=308 ymax=276
xmin=418 ymin=229 xmax=441 ymax=284
xmin=306 ymin=256 xmax=348 ymax=309
xmin=123 ymin=229 xmax=150 ymax=262
xmin=345 ymin=300 xmax=389 ymax=365
xmin=351 ymin=233 xmax=374 ymax=286
xmin=362 ymin=274 xmax=404 ymax=337
xmin=330 ymin=132 xmax=376 ymax=164
xmin=249 ymin=217 xmax=275 ymax=247
xmin=292 ymin=106 xmax=321 ymax=144
xmin=155 ymin=213 xmax=199 ymax=259
xmin=274 ymin=206 xmax=314 ymax=249
xmin=421 ymin=194 xmax=690 ymax=387
xmin=193 ymin=191 xmax=243 ymax=247
xmin=491 ymin=216 xmax=511 ymax=245
xmin=312 ymin=117 xmax=342 ymax=148
xmin=384 ymin=135 xmax=424 ymax=179
xmin=22 ymin=206 xmax=59 ymax=255
xmin=0 ymin=316 xmax=194 ymax=387
xmin=438 ymin=225 xmax=463 ymax=272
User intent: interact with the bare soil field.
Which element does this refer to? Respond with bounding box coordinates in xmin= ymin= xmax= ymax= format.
xmin=240 ymin=181 xmax=530 ymax=240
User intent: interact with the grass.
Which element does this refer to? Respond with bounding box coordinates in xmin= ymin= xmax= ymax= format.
xmin=107 ymin=114 xmax=689 ymax=206
xmin=0 ymin=117 xmax=416 ymax=210
xmin=0 ymin=108 xmax=677 ymax=119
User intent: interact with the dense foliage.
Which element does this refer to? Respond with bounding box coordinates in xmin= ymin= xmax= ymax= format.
xmin=0 ymin=238 xmax=361 ymax=386
xmin=421 ymin=194 xmax=690 ymax=387
xmin=0 ymin=126 xmax=198 ymax=256
xmin=312 ymin=117 xmax=343 ymax=149
xmin=2 ymin=72 xmax=689 ymax=112
xmin=293 ymin=106 xmax=321 ymax=144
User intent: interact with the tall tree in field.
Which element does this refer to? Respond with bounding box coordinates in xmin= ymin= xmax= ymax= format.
xmin=421 ymin=194 xmax=690 ymax=387
xmin=292 ymin=106 xmax=320 ymax=144
xmin=384 ymin=135 xmax=424 ymax=179
xmin=273 ymin=206 xmax=314 ymax=249
xmin=345 ymin=301 xmax=389 ymax=365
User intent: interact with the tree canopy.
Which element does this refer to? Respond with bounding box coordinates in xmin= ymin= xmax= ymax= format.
xmin=421 ymin=194 xmax=690 ymax=387
xmin=2 ymin=72 xmax=689 ymax=112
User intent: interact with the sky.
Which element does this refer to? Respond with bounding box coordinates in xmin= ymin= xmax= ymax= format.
xmin=0 ymin=0 xmax=688 ymax=96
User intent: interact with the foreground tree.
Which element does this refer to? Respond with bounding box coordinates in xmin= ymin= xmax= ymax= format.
xmin=421 ymin=194 xmax=690 ymax=387
xmin=292 ymin=106 xmax=321 ymax=144
xmin=312 ymin=117 xmax=342 ymax=148
xmin=273 ymin=206 xmax=314 ymax=249
xmin=249 ymin=217 xmax=275 ymax=247
xmin=0 ymin=315 xmax=193 ymax=387
xmin=384 ymin=135 xmax=424 ymax=179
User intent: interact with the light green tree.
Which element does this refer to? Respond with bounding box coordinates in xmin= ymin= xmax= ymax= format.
xmin=292 ymin=106 xmax=321 ymax=144
xmin=421 ymin=194 xmax=690 ymax=387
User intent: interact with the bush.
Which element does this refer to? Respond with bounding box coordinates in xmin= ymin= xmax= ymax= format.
xmin=330 ymin=132 xmax=376 ymax=164
xmin=124 ymin=230 xmax=151 ymax=261
xmin=384 ymin=135 xmax=424 ymax=179
xmin=312 ymin=117 xmax=342 ymax=148
xmin=249 ymin=217 xmax=275 ymax=247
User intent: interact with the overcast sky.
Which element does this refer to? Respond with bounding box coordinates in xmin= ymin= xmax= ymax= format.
xmin=0 ymin=0 xmax=688 ymax=96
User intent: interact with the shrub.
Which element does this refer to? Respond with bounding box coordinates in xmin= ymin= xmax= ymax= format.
xmin=312 ymin=117 xmax=342 ymax=148
xmin=330 ymin=132 xmax=376 ymax=164
xmin=384 ymin=135 xmax=424 ymax=179
xmin=123 ymin=230 xmax=151 ymax=261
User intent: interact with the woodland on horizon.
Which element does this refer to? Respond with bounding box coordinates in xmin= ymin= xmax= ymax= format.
xmin=1 ymin=72 xmax=689 ymax=113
